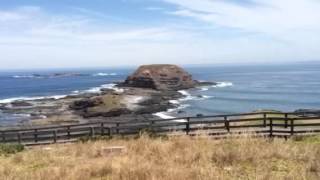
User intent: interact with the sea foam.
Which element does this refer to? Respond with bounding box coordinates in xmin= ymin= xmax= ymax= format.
xmin=0 ymin=95 xmax=67 ymax=104
xmin=153 ymin=112 xmax=187 ymax=122
xmin=213 ymin=82 xmax=233 ymax=88
xmin=12 ymin=75 xmax=35 ymax=79
xmin=74 ymin=83 xmax=124 ymax=94
xmin=92 ymin=73 xmax=117 ymax=77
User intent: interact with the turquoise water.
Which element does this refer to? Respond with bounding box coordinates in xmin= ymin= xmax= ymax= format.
xmin=0 ymin=62 xmax=320 ymax=124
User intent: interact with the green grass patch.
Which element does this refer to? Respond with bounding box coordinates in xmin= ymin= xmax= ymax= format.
xmin=0 ymin=143 xmax=25 ymax=155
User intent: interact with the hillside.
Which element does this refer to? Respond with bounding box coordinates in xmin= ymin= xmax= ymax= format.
xmin=0 ymin=135 xmax=320 ymax=180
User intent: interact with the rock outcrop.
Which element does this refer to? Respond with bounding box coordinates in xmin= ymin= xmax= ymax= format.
xmin=120 ymin=64 xmax=196 ymax=90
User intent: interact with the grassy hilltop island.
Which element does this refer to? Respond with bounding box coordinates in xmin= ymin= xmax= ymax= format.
xmin=119 ymin=64 xmax=214 ymax=90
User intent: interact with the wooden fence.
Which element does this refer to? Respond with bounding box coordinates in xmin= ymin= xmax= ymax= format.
xmin=1 ymin=112 xmax=320 ymax=146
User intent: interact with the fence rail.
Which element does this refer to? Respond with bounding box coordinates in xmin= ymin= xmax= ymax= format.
xmin=1 ymin=112 xmax=320 ymax=146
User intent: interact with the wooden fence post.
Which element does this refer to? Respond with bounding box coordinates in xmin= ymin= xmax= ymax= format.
xmin=108 ymin=127 xmax=112 ymax=137
xmin=53 ymin=130 xmax=57 ymax=143
xmin=34 ymin=129 xmax=38 ymax=143
xmin=67 ymin=126 xmax=71 ymax=139
xmin=269 ymin=118 xmax=273 ymax=137
xmin=224 ymin=116 xmax=230 ymax=133
xmin=17 ymin=133 xmax=21 ymax=144
xmin=150 ymin=121 xmax=155 ymax=133
xmin=101 ymin=123 xmax=104 ymax=136
xmin=186 ymin=117 xmax=190 ymax=135
xmin=290 ymin=119 xmax=294 ymax=136
xmin=116 ymin=123 xmax=120 ymax=134
xmin=284 ymin=113 xmax=288 ymax=128
xmin=1 ymin=132 xmax=5 ymax=142
xmin=90 ymin=127 xmax=95 ymax=137
xmin=263 ymin=113 xmax=267 ymax=127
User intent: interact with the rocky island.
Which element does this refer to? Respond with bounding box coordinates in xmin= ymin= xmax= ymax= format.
xmin=0 ymin=64 xmax=215 ymax=128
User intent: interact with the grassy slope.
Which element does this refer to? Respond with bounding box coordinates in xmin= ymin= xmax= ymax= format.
xmin=0 ymin=135 xmax=320 ymax=180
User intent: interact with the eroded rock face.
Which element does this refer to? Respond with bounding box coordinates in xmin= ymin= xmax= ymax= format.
xmin=121 ymin=64 xmax=196 ymax=90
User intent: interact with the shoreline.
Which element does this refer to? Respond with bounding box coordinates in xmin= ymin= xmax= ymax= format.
xmin=1 ymin=84 xmax=319 ymax=129
xmin=0 ymin=81 xmax=235 ymax=128
xmin=0 ymin=83 xmax=185 ymax=128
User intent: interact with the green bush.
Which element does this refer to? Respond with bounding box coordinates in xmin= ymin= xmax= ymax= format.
xmin=0 ymin=143 xmax=25 ymax=155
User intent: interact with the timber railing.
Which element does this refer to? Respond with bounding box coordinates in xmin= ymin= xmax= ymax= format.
xmin=1 ymin=112 xmax=320 ymax=146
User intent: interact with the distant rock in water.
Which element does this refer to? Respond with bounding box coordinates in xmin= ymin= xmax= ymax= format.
xmin=294 ymin=109 xmax=320 ymax=117
xmin=120 ymin=64 xmax=209 ymax=90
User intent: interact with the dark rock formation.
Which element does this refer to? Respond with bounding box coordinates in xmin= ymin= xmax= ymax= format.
xmin=10 ymin=101 xmax=33 ymax=107
xmin=195 ymin=80 xmax=217 ymax=86
xmin=294 ymin=109 xmax=320 ymax=117
xmin=69 ymin=98 xmax=103 ymax=110
xmin=135 ymin=91 xmax=178 ymax=114
xmin=119 ymin=64 xmax=196 ymax=90
xmin=83 ymin=108 xmax=132 ymax=118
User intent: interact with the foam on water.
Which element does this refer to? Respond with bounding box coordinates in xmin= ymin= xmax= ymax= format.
xmin=167 ymin=104 xmax=191 ymax=112
xmin=12 ymin=75 xmax=36 ymax=79
xmin=178 ymin=90 xmax=190 ymax=96
xmin=153 ymin=112 xmax=175 ymax=119
xmin=212 ymin=82 xmax=233 ymax=88
xmin=0 ymin=95 xmax=67 ymax=104
xmin=202 ymin=95 xmax=214 ymax=99
xmin=199 ymin=87 xmax=209 ymax=91
xmin=158 ymin=85 xmax=217 ymax=117
xmin=169 ymin=100 xmax=180 ymax=104
xmin=178 ymin=90 xmax=196 ymax=101
xmin=92 ymin=73 xmax=117 ymax=77
xmin=73 ymin=83 xmax=124 ymax=94
xmin=153 ymin=112 xmax=187 ymax=122
xmin=0 ymin=82 xmax=125 ymax=105
xmin=101 ymin=83 xmax=124 ymax=93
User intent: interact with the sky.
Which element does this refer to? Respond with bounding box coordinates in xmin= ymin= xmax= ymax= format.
xmin=0 ymin=0 xmax=320 ymax=69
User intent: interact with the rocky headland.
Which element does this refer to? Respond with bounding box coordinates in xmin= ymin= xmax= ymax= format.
xmin=0 ymin=64 xmax=215 ymax=128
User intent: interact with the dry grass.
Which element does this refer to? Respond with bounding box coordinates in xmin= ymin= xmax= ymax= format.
xmin=1 ymin=135 xmax=320 ymax=180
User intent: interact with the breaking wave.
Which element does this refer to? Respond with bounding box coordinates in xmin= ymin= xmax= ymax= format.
xmin=0 ymin=95 xmax=67 ymax=104
xmin=156 ymin=90 xmax=214 ymax=119
xmin=178 ymin=90 xmax=214 ymax=101
xmin=212 ymin=82 xmax=233 ymax=88
xmin=72 ymin=83 xmax=124 ymax=94
xmin=12 ymin=75 xmax=36 ymax=79
xmin=92 ymin=73 xmax=118 ymax=77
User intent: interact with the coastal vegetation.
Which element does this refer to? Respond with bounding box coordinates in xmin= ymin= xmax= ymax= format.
xmin=0 ymin=143 xmax=24 ymax=155
xmin=0 ymin=134 xmax=319 ymax=180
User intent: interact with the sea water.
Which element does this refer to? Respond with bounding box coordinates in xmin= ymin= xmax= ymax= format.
xmin=1 ymin=62 xmax=320 ymax=125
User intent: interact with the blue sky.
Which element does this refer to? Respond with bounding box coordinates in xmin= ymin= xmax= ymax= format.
xmin=0 ymin=0 xmax=320 ymax=69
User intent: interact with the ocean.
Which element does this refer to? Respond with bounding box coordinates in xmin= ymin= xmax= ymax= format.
xmin=1 ymin=62 xmax=320 ymax=125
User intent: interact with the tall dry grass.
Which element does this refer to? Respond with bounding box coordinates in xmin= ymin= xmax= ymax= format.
xmin=0 ymin=134 xmax=320 ymax=180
